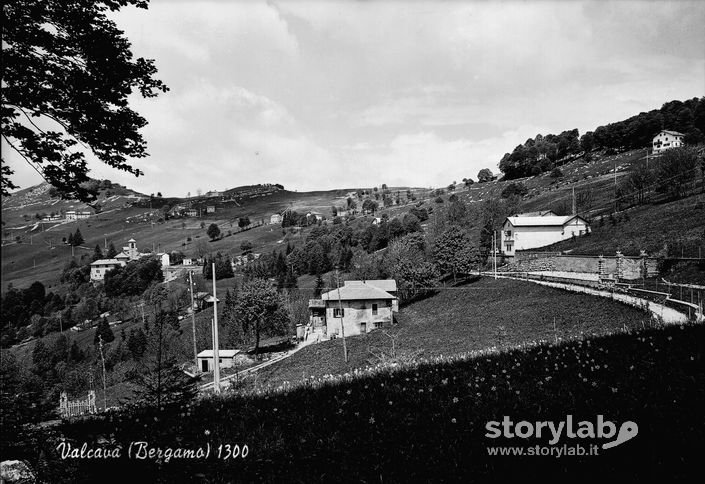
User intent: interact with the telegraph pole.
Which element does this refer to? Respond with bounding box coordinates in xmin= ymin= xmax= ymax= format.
xmin=335 ymin=268 xmax=348 ymax=362
xmin=493 ymin=230 xmax=497 ymax=280
xmin=211 ymin=263 xmax=221 ymax=393
xmin=189 ymin=271 xmax=198 ymax=372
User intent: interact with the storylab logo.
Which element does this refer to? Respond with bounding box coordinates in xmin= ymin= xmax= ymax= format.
xmin=485 ymin=415 xmax=638 ymax=456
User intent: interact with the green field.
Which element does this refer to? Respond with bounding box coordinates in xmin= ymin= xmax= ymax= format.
xmin=544 ymin=194 xmax=705 ymax=257
xmin=32 ymin=321 xmax=704 ymax=482
xmin=248 ymin=277 xmax=653 ymax=390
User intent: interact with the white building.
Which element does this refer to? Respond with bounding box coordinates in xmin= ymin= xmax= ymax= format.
xmin=206 ymin=205 xmax=216 ymax=213
xmin=197 ymin=349 xmax=242 ymax=372
xmin=66 ymin=210 xmax=91 ymax=221
xmin=652 ymin=130 xmax=684 ymax=153
xmin=90 ymin=259 xmax=127 ymax=281
xmin=270 ymin=214 xmax=282 ymax=224
xmin=310 ymin=280 xmax=398 ymax=337
xmin=501 ymin=215 xmax=590 ymax=257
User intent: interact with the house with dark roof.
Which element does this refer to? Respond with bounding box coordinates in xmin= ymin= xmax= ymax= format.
xmin=501 ymin=215 xmax=590 ymax=256
xmin=652 ymin=130 xmax=684 ymax=153
xmin=308 ymin=279 xmax=398 ymax=337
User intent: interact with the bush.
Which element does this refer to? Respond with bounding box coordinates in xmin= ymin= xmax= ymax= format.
xmin=550 ymin=167 xmax=563 ymax=178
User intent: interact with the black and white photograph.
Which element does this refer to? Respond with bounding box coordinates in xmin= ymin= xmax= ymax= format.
xmin=1 ymin=0 xmax=704 ymax=482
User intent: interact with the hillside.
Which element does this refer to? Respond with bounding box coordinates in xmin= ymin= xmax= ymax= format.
xmin=238 ymin=277 xmax=651 ymax=389
xmin=33 ymin=322 xmax=705 ymax=482
xmin=545 ymin=194 xmax=705 ymax=258
xmin=0 ymin=184 xmax=373 ymax=288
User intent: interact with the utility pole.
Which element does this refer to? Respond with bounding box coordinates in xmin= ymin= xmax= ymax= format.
xmin=613 ymin=158 xmax=617 ymax=213
xmin=211 ymin=262 xmax=221 ymax=393
xmin=335 ymin=268 xmax=348 ymax=362
xmin=98 ymin=335 xmax=107 ymax=411
xmin=189 ymin=271 xmax=198 ymax=373
xmin=493 ymin=230 xmax=497 ymax=280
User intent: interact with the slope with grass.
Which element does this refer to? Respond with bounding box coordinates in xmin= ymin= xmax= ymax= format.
xmin=247 ymin=277 xmax=652 ymax=389
xmin=33 ymin=322 xmax=704 ymax=482
xmin=543 ymin=194 xmax=705 ymax=258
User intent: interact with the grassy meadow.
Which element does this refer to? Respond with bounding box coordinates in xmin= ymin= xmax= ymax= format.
xmin=33 ymin=321 xmax=705 ymax=482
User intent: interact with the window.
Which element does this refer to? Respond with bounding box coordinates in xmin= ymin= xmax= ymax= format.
xmin=372 ymin=303 xmax=378 ymax=315
xmin=334 ymin=307 xmax=344 ymax=318
xmin=374 ymin=321 xmax=384 ymax=329
xmin=386 ymin=300 xmax=392 ymax=308
xmin=505 ymin=243 xmax=512 ymax=251
xmin=505 ymin=230 xmax=512 ymax=237
xmin=360 ymin=322 xmax=367 ymax=333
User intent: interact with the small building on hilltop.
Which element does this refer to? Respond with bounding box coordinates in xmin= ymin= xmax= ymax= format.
xmin=652 ymin=130 xmax=684 ymax=153
xmin=270 ymin=213 xmax=282 ymax=224
xmin=309 ymin=279 xmax=398 ymax=337
xmin=501 ymin=215 xmax=590 ymax=257
xmin=66 ymin=210 xmax=92 ymax=221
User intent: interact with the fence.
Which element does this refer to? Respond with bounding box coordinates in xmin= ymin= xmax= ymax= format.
xmin=59 ymin=390 xmax=97 ymax=418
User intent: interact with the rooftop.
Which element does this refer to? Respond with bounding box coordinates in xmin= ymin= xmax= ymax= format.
xmin=321 ymin=282 xmax=395 ymax=301
xmin=90 ymin=259 xmax=123 ymax=266
xmin=345 ymin=279 xmax=397 ymax=292
xmin=658 ymin=130 xmax=684 ymax=136
xmin=197 ymin=349 xmax=240 ymax=358
xmin=506 ymin=215 xmax=587 ymax=227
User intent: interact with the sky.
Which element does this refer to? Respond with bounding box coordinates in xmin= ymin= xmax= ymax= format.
xmin=4 ymin=0 xmax=705 ymax=197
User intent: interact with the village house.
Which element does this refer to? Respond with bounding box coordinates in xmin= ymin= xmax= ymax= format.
xmin=42 ymin=214 xmax=63 ymax=222
xmin=206 ymin=205 xmax=216 ymax=213
xmin=500 ymin=215 xmax=591 ymax=257
xmin=90 ymin=259 xmax=127 ymax=281
xmin=185 ymin=208 xmax=198 ymax=217
xmin=652 ymin=130 xmax=684 ymax=153
xmin=309 ymin=279 xmax=398 ymax=337
xmin=65 ymin=210 xmax=92 ymax=221
xmin=197 ymin=349 xmax=246 ymax=372
xmin=270 ymin=213 xmax=282 ymax=224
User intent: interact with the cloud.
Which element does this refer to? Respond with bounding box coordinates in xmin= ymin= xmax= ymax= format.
xmin=341 ymin=125 xmax=551 ymax=189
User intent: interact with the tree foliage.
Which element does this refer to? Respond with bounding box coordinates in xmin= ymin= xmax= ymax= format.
xmin=655 ymin=146 xmax=701 ymax=200
xmin=477 ymin=168 xmax=494 ymax=183
xmin=2 ymin=0 xmax=169 ymax=201
xmin=235 ymin=278 xmax=290 ymax=354
xmin=104 ymin=258 xmax=163 ymax=297
xmin=432 ymin=226 xmax=479 ymax=282
xmin=206 ymin=223 xmax=221 ymax=241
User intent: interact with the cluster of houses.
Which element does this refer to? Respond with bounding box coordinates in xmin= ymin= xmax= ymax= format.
xmin=90 ymin=237 xmax=264 ymax=283
xmin=90 ymin=239 xmax=201 ymax=282
xmin=40 ymin=210 xmax=92 ymax=222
